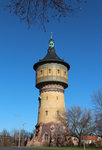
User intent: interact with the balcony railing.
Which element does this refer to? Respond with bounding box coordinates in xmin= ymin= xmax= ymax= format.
xmin=36 ymin=75 xmax=68 ymax=85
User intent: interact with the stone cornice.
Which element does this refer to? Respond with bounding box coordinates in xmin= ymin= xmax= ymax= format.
xmin=40 ymin=87 xmax=64 ymax=94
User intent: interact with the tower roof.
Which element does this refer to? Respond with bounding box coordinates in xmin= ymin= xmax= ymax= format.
xmin=42 ymin=46 xmax=61 ymax=61
xmin=34 ymin=37 xmax=70 ymax=70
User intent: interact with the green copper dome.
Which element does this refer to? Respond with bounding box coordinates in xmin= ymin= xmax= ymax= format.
xmin=49 ymin=39 xmax=54 ymax=48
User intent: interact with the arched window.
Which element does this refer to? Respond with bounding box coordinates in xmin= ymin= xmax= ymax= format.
xmin=46 ymin=96 xmax=48 ymax=100
xmin=64 ymin=71 xmax=66 ymax=75
xmin=56 ymin=96 xmax=58 ymax=100
xmin=44 ymin=134 xmax=48 ymax=141
xmin=45 ymin=110 xmax=48 ymax=116
xmin=40 ymin=70 xmax=43 ymax=74
xmin=57 ymin=69 xmax=60 ymax=74
xmin=49 ymin=68 xmax=51 ymax=73
xmin=57 ymin=110 xmax=59 ymax=115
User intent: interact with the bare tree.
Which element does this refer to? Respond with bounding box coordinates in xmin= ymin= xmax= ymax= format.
xmin=0 ymin=129 xmax=10 ymax=146
xmin=54 ymin=123 xmax=68 ymax=146
xmin=10 ymin=129 xmax=33 ymax=139
xmin=92 ymin=89 xmax=102 ymax=136
xmin=66 ymin=106 xmax=93 ymax=146
xmin=48 ymin=111 xmax=69 ymax=146
xmin=1 ymin=129 xmax=10 ymax=137
xmin=5 ymin=0 xmax=87 ymax=31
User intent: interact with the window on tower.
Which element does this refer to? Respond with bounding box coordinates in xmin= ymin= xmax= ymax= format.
xmin=57 ymin=110 xmax=59 ymax=115
xmin=45 ymin=110 xmax=48 ymax=116
xmin=49 ymin=68 xmax=51 ymax=73
xmin=46 ymin=96 xmax=48 ymax=100
xmin=44 ymin=134 xmax=48 ymax=141
xmin=57 ymin=69 xmax=60 ymax=74
xmin=40 ymin=70 xmax=43 ymax=74
xmin=64 ymin=71 xmax=66 ymax=75
xmin=56 ymin=96 xmax=58 ymax=100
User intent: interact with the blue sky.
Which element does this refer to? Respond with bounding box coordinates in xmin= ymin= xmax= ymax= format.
xmin=0 ymin=0 xmax=102 ymax=133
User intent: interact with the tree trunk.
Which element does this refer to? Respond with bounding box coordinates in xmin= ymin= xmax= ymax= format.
xmin=78 ymin=135 xmax=82 ymax=147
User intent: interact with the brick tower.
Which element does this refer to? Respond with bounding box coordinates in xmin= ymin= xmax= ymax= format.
xmin=27 ymin=35 xmax=70 ymax=146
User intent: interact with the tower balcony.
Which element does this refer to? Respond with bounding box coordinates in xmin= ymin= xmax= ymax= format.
xmin=36 ymin=75 xmax=68 ymax=89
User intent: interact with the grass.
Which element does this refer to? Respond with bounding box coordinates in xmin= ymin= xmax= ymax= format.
xmin=30 ymin=146 xmax=102 ymax=150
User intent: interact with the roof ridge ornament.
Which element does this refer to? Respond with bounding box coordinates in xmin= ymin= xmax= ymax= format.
xmin=49 ymin=32 xmax=54 ymax=48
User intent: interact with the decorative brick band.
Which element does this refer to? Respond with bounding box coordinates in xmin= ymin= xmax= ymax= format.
xmin=40 ymin=87 xmax=64 ymax=93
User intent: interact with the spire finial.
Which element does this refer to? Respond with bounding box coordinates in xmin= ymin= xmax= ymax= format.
xmin=51 ymin=32 xmax=52 ymax=39
xmin=49 ymin=32 xmax=54 ymax=48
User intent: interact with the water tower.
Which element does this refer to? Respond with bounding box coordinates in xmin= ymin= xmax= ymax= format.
xmin=28 ymin=35 xmax=70 ymax=146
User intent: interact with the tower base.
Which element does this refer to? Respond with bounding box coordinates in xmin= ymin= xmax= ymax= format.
xmin=27 ymin=122 xmax=70 ymax=147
